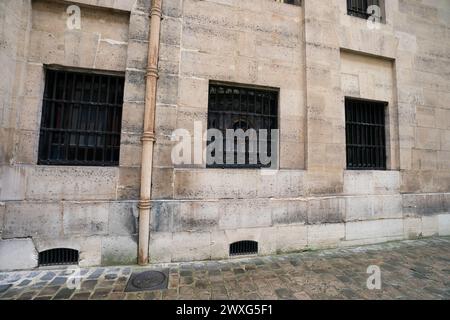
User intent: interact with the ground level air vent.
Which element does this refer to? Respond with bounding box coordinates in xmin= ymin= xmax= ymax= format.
xmin=230 ymin=240 xmax=258 ymax=257
xmin=38 ymin=248 xmax=79 ymax=266
xmin=125 ymin=270 xmax=169 ymax=292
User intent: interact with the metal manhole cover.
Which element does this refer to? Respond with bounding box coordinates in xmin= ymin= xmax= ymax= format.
xmin=125 ymin=270 xmax=169 ymax=292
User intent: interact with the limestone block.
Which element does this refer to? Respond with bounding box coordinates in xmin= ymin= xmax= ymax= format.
xmin=160 ymin=16 xmax=182 ymax=46
xmin=63 ymin=202 xmax=109 ymax=236
xmin=149 ymin=232 xmax=172 ymax=263
xmin=271 ymin=199 xmax=307 ymax=226
xmin=14 ymin=130 xmax=38 ymax=165
xmin=416 ymin=106 xmax=436 ymax=128
xmin=345 ymin=195 xmax=402 ymax=222
xmin=3 ymin=202 xmax=63 ymax=239
xmin=117 ymin=167 xmax=141 ymax=200
xmin=441 ymin=130 xmax=450 ymax=151
xmin=172 ymin=201 xmax=220 ymax=232
xmin=307 ymin=223 xmax=345 ymax=249
xmin=128 ymin=11 xmax=149 ymax=41
xmin=69 ymin=0 xmax=137 ymax=12
xmin=0 ymin=166 xmax=27 ymax=201
xmin=123 ymin=69 xmax=146 ymax=102
xmin=25 ymin=166 xmax=118 ymax=201
xmin=345 ymin=219 xmax=404 ymax=242
xmin=157 ymin=74 xmax=179 ymax=105
xmin=109 ymin=202 xmax=138 ymax=236
xmin=373 ymin=171 xmax=400 ymax=194
xmin=438 ymin=214 xmax=450 ymax=236
xmin=151 ymin=168 xmax=174 ymax=199
xmin=210 ymin=230 xmax=229 ymax=261
xmin=276 ymin=225 xmax=307 ymax=253
xmin=126 ymin=40 xmax=149 ymax=70
xmin=421 ymin=215 xmax=439 ymax=237
xmin=171 ymin=232 xmax=211 ymax=262
xmin=0 ymin=239 xmax=38 ymax=271
xmin=219 ymin=199 xmax=272 ymax=230
xmin=178 ymin=77 xmax=209 ymax=110
xmin=308 ymin=197 xmax=345 ymax=224
xmin=94 ymin=40 xmax=128 ymax=71
xmin=415 ymin=127 xmax=440 ymax=150
xmin=412 ymin=149 xmax=437 ymax=171
xmin=403 ymin=217 xmax=422 ymax=239
xmin=273 ymin=170 xmax=305 ymax=198
xmin=437 ymin=151 xmax=450 ymax=170
xmin=344 ymin=171 xmax=374 ymax=195
xmin=101 ymin=235 xmax=137 ymax=266
xmin=151 ymin=201 xmax=175 ymax=233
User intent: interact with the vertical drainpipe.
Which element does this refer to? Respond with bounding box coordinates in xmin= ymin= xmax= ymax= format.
xmin=138 ymin=0 xmax=163 ymax=266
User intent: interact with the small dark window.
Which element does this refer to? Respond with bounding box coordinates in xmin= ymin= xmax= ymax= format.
xmin=345 ymin=98 xmax=387 ymax=170
xmin=39 ymin=248 xmax=79 ymax=266
xmin=276 ymin=0 xmax=301 ymax=6
xmin=347 ymin=0 xmax=381 ymax=20
xmin=38 ymin=68 xmax=125 ymax=166
xmin=230 ymin=241 xmax=258 ymax=256
xmin=207 ymin=82 xmax=278 ymax=169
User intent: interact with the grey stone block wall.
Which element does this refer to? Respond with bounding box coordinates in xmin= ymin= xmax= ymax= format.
xmin=0 ymin=0 xmax=449 ymax=269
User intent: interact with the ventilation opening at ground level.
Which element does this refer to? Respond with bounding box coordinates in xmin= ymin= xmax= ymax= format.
xmin=38 ymin=248 xmax=79 ymax=266
xmin=230 ymin=241 xmax=258 ymax=257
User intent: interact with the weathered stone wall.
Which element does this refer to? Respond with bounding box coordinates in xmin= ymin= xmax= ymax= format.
xmin=1 ymin=0 xmax=449 ymax=270
xmin=149 ymin=0 xmax=450 ymax=263
xmin=0 ymin=0 xmax=152 ymax=270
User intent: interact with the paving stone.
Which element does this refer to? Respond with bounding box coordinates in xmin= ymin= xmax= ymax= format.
xmin=0 ymin=238 xmax=449 ymax=300
xmin=53 ymin=288 xmax=75 ymax=300
xmin=72 ymin=292 xmax=92 ymax=300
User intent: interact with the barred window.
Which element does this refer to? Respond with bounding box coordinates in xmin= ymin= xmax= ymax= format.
xmin=347 ymin=0 xmax=381 ymax=20
xmin=207 ymin=82 xmax=279 ymax=169
xmin=38 ymin=68 xmax=124 ymax=166
xmin=275 ymin=0 xmax=301 ymax=6
xmin=345 ymin=98 xmax=387 ymax=170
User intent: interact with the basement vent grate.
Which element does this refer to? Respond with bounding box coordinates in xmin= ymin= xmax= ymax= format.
xmin=38 ymin=248 xmax=79 ymax=266
xmin=230 ymin=240 xmax=258 ymax=256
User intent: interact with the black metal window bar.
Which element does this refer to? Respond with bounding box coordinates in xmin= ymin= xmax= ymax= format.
xmin=347 ymin=0 xmax=380 ymax=19
xmin=38 ymin=68 xmax=124 ymax=166
xmin=345 ymin=98 xmax=387 ymax=170
xmin=39 ymin=248 xmax=79 ymax=266
xmin=275 ymin=0 xmax=301 ymax=6
xmin=230 ymin=241 xmax=258 ymax=257
xmin=207 ymin=83 xmax=278 ymax=169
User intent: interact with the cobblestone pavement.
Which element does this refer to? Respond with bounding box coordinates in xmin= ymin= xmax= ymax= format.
xmin=0 ymin=237 xmax=449 ymax=300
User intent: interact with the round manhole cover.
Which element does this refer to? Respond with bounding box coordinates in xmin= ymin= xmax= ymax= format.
xmin=132 ymin=271 xmax=167 ymax=290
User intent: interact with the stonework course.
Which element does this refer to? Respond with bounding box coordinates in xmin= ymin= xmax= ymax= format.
xmin=0 ymin=0 xmax=449 ymax=270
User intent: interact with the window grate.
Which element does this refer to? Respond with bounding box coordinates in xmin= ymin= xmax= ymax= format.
xmin=347 ymin=0 xmax=380 ymax=19
xmin=230 ymin=241 xmax=258 ymax=256
xmin=39 ymin=248 xmax=79 ymax=266
xmin=38 ymin=68 xmax=125 ymax=166
xmin=207 ymin=83 xmax=278 ymax=169
xmin=275 ymin=0 xmax=301 ymax=6
xmin=345 ymin=98 xmax=387 ymax=170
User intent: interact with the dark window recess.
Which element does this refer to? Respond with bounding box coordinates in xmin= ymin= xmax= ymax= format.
xmin=39 ymin=248 xmax=79 ymax=266
xmin=207 ymin=83 xmax=278 ymax=169
xmin=230 ymin=241 xmax=258 ymax=257
xmin=347 ymin=0 xmax=380 ymax=19
xmin=38 ymin=68 xmax=125 ymax=166
xmin=345 ymin=98 xmax=387 ymax=170
xmin=276 ymin=0 xmax=301 ymax=6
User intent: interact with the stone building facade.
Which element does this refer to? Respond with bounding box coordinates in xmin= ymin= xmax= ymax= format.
xmin=0 ymin=0 xmax=449 ymax=270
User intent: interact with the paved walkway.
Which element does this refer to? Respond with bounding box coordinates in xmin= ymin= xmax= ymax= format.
xmin=0 ymin=237 xmax=449 ymax=300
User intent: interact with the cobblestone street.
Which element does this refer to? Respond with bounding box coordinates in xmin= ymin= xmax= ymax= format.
xmin=0 ymin=237 xmax=449 ymax=300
